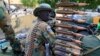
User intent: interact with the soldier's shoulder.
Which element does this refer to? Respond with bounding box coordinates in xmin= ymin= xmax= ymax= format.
xmin=37 ymin=21 xmax=49 ymax=30
xmin=38 ymin=21 xmax=48 ymax=27
xmin=42 ymin=21 xmax=48 ymax=26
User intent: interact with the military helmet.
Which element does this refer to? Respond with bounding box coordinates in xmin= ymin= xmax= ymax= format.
xmin=33 ymin=3 xmax=54 ymax=17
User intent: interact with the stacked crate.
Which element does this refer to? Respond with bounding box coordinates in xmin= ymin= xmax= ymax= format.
xmin=54 ymin=0 xmax=88 ymax=56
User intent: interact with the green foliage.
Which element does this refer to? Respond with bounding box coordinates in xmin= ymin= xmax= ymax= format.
xmin=21 ymin=0 xmax=59 ymax=9
xmin=39 ymin=0 xmax=59 ymax=9
xmin=21 ymin=0 xmax=38 ymax=7
xmin=21 ymin=0 xmax=100 ymax=9
xmin=39 ymin=0 xmax=100 ymax=9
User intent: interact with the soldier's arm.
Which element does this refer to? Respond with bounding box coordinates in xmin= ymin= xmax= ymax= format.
xmin=46 ymin=26 xmax=55 ymax=38
xmin=46 ymin=25 xmax=82 ymax=45
xmin=44 ymin=25 xmax=56 ymax=44
xmin=46 ymin=26 xmax=74 ymax=41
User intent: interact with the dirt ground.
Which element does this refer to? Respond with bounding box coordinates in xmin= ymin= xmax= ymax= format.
xmin=11 ymin=14 xmax=36 ymax=33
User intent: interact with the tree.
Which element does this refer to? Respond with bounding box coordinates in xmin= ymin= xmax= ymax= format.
xmin=21 ymin=0 xmax=39 ymax=7
xmin=39 ymin=0 xmax=59 ymax=9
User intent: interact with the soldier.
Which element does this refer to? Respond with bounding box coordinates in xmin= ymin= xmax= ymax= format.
xmin=25 ymin=3 xmax=56 ymax=56
xmin=0 ymin=0 xmax=22 ymax=56
xmin=25 ymin=3 xmax=81 ymax=56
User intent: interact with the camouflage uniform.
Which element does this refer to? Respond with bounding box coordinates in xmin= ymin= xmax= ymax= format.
xmin=25 ymin=3 xmax=78 ymax=56
xmin=0 ymin=0 xmax=22 ymax=55
xmin=25 ymin=19 xmax=77 ymax=56
xmin=25 ymin=4 xmax=82 ymax=56
xmin=25 ymin=19 xmax=55 ymax=56
xmin=24 ymin=3 xmax=57 ymax=56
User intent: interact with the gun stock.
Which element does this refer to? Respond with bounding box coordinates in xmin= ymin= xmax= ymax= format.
xmin=55 ymin=24 xmax=87 ymax=30
xmin=55 ymin=42 xmax=81 ymax=50
xmin=54 ymin=51 xmax=70 ymax=56
xmin=56 ymin=17 xmax=86 ymax=24
xmin=54 ymin=45 xmax=80 ymax=56
xmin=56 ymin=2 xmax=88 ymax=7
xmin=56 ymin=10 xmax=78 ymax=14
xmin=56 ymin=30 xmax=84 ymax=37
xmin=56 ymin=17 xmax=73 ymax=21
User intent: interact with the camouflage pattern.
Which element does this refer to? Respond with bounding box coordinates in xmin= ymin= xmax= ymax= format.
xmin=25 ymin=19 xmax=55 ymax=56
xmin=0 ymin=0 xmax=22 ymax=55
xmin=25 ymin=2 xmax=81 ymax=56
xmin=25 ymin=19 xmax=78 ymax=56
xmin=0 ymin=0 xmax=6 ymax=12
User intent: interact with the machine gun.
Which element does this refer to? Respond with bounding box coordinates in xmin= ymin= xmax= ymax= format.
xmin=55 ymin=42 xmax=81 ymax=50
xmin=56 ymin=17 xmax=97 ymax=35
xmin=56 ymin=17 xmax=86 ymax=24
xmin=55 ymin=35 xmax=82 ymax=49
xmin=54 ymin=45 xmax=81 ymax=56
xmin=56 ymin=0 xmax=88 ymax=7
xmin=55 ymin=24 xmax=87 ymax=30
xmin=56 ymin=10 xmax=79 ymax=14
xmin=56 ymin=30 xmax=84 ymax=38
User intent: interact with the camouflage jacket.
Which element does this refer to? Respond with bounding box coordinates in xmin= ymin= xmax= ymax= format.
xmin=0 ymin=0 xmax=10 ymax=24
xmin=25 ymin=19 xmax=55 ymax=56
xmin=0 ymin=0 xmax=6 ymax=11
